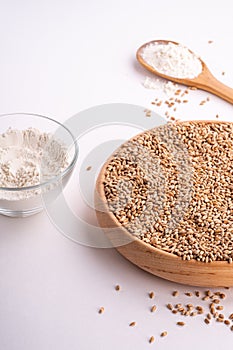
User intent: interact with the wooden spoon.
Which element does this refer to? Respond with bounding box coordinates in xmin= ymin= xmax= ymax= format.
xmin=136 ymin=40 xmax=233 ymax=104
xmin=95 ymin=120 xmax=233 ymax=287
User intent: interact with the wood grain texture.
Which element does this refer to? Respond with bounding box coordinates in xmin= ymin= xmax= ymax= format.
xmin=95 ymin=120 xmax=233 ymax=287
xmin=136 ymin=39 xmax=233 ymax=104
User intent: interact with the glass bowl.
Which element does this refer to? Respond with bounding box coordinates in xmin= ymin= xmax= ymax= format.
xmin=0 ymin=113 xmax=78 ymax=217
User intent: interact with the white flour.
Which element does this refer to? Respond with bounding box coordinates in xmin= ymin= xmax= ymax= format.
xmin=141 ymin=42 xmax=202 ymax=79
xmin=0 ymin=128 xmax=69 ymax=201
xmin=143 ymin=76 xmax=179 ymax=96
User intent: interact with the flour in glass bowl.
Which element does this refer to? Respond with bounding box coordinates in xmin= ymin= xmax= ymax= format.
xmin=141 ymin=41 xmax=203 ymax=79
xmin=0 ymin=128 xmax=70 ymax=200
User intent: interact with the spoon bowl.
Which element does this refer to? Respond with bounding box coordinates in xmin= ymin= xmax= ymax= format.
xmin=137 ymin=40 xmax=233 ymax=104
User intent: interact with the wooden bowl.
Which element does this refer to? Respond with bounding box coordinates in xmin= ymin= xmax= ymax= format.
xmin=95 ymin=121 xmax=233 ymax=287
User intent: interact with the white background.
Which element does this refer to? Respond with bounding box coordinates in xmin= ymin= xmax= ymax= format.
xmin=1 ymin=0 xmax=233 ymax=349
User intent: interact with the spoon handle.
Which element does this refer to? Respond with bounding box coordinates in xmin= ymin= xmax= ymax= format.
xmin=196 ymin=67 xmax=233 ymax=104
